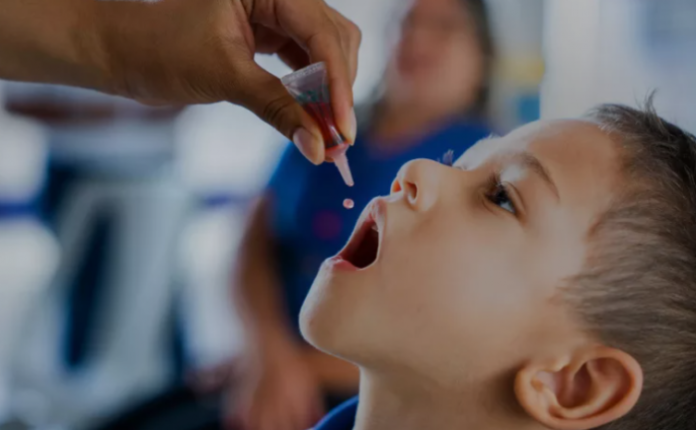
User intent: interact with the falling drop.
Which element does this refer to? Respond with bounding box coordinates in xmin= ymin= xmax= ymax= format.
xmin=343 ymin=198 xmax=355 ymax=209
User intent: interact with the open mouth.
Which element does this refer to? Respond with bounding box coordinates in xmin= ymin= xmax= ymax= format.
xmin=339 ymin=207 xmax=381 ymax=269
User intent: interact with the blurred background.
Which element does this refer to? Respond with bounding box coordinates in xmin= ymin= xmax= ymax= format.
xmin=0 ymin=0 xmax=693 ymax=429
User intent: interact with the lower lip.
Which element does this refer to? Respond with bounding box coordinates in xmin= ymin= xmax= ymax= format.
xmin=325 ymin=255 xmax=359 ymax=272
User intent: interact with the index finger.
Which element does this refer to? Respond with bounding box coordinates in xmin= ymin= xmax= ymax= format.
xmin=327 ymin=6 xmax=361 ymax=83
xmin=274 ymin=0 xmax=360 ymax=144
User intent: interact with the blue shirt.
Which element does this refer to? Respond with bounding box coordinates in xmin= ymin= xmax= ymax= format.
xmin=267 ymin=119 xmax=491 ymax=334
xmin=315 ymin=397 xmax=359 ymax=430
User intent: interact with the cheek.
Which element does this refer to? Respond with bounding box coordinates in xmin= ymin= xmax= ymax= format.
xmin=438 ymin=42 xmax=483 ymax=88
xmin=525 ymin=209 xmax=588 ymax=295
xmin=380 ymin=210 xmax=530 ymax=339
xmin=368 ymin=213 xmax=539 ymax=380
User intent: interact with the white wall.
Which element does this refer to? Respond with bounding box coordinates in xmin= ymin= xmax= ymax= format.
xmin=542 ymin=0 xmax=696 ymax=132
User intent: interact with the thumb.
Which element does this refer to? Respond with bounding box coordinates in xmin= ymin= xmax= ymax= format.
xmin=232 ymin=63 xmax=325 ymax=164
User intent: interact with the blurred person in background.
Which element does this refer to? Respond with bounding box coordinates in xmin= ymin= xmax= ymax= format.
xmin=216 ymin=0 xmax=497 ymax=429
xmin=2 ymin=84 xmax=188 ymax=429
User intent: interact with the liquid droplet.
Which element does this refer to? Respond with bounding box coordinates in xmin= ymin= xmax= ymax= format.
xmin=343 ymin=198 xmax=355 ymax=209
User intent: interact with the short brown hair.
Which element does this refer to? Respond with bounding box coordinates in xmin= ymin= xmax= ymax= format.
xmin=566 ymin=99 xmax=696 ymax=430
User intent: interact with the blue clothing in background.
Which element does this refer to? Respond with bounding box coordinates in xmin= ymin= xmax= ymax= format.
xmin=267 ymin=119 xmax=491 ymax=334
xmin=315 ymin=397 xmax=359 ymax=430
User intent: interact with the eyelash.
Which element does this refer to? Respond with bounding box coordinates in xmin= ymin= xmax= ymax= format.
xmin=437 ymin=155 xmax=518 ymax=216
xmin=486 ymin=176 xmax=517 ymax=215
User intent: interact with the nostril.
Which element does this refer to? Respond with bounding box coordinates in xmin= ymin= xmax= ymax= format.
xmin=391 ymin=180 xmax=402 ymax=194
xmin=405 ymin=182 xmax=418 ymax=205
xmin=392 ymin=179 xmax=418 ymax=205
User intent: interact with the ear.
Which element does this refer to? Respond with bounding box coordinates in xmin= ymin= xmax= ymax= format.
xmin=514 ymin=346 xmax=643 ymax=430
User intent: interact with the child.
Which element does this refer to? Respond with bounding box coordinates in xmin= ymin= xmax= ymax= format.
xmin=301 ymin=101 xmax=696 ymax=430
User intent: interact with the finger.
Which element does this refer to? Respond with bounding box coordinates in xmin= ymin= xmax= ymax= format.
xmin=226 ymin=395 xmax=250 ymax=430
xmin=292 ymin=401 xmax=316 ymax=429
xmin=272 ymin=399 xmax=294 ymax=430
xmin=265 ymin=388 xmax=293 ymax=430
xmin=344 ymin=19 xmax=361 ymax=84
xmin=229 ymin=61 xmax=325 ymax=164
xmin=229 ymin=387 xmax=259 ymax=430
xmin=277 ymin=41 xmax=311 ymax=71
xmin=226 ymin=407 xmax=247 ymax=430
xmin=187 ymin=364 xmax=230 ymax=392
xmin=306 ymin=26 xmax=357 ymax=144
xmin=307 ymin=391 xmax=326 ymax=426
xmin=224 ymin=414 xmax=244 ymax=430
xmin=258 ymin=402 xmax=286 ymax=430
xmin=329 ymin=8 xmax=361 ymax=83
xmin=254 ymin=27 xmax=291 ymax=55
xmin=273 ymin=0 xmax=359 ymax=143
xmin=271 ymin=414 xmax=292 ymax=430
xmin=296 ymin=389 xmax=325 ymax=428
xmin=247 ymin=401 xmax=264 ymax=430
xmin=283 ymin=383 xmax=310 ymax=428
xmin=324 ymin=10 xmax=350 ymax=80
xmin=277 ymin=378 xmax=313 ymax=430
xmin=284 ymin=395 xmax=305 ymax=430
xmin=312 ymin=404 xmax=325 ymax=426
xmin=324 ymin=12 xmax=361 ymax=143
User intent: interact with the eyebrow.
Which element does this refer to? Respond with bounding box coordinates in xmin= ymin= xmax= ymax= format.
xmin=513 ymin=152 xmax=559 ymax=200
xmin=454 ymin=140 xmax=559 ymax=200
xmin=453 ymin=134 xmax=500 ymax=170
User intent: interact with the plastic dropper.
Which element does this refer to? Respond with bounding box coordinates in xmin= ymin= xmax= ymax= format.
xmin=281 ymin=62 xmax=354 ymax=187
xmin=331 ymin=149 xmax=354 ymax=187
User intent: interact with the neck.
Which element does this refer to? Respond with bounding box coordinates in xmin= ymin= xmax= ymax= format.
xmin=353 ymin=370 xmax=534 ymax=430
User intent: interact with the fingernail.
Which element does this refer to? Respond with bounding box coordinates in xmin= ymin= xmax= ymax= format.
xmin=293 ymin=128 xmax=322 ymax=165
xmin=346 ymin=109 xmax=357 ymax=145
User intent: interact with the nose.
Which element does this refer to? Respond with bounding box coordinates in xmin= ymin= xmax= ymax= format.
xmin=391 ymin=159 xmax=443 ymax=212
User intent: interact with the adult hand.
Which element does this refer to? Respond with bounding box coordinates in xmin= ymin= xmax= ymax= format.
xmin=191 ymin=336 xmax=325 ymax=430
xmin=98 ymin=0 xmax=360 ymax=164
xmin=228 ymin=338 xmax=324 ymax=430
xmin=1 ymin=0 xmax=361 ymax=164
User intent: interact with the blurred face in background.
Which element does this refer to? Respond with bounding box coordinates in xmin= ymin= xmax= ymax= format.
xmin=385 ymin=0 xmax=486 ymax=114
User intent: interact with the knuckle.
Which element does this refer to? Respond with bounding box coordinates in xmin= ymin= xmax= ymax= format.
xmin=261 ymin=96 xmax=296 ymax=132
xmin=349 ymin=22 xmax=362 ymax=44
xmin=336 ymin=17 xmax=361 ymax=45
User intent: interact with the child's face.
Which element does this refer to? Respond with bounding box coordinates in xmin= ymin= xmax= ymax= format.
xmin=301 ymin=120 xmax=623 ymax=388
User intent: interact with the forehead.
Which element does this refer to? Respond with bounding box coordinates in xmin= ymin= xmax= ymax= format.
xmin=460 ymin=119 xmax=623 ymax=218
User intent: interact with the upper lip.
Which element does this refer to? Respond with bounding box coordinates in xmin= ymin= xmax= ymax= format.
xmin=338 ymin=198 xmax=385 ymax=269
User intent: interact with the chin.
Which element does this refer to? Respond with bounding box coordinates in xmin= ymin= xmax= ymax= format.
xmin=299 ymin=259 xmax=374 ymax=360
xmin=299 ymin=262 xmax=341 ymax=350
xmin=300 ymin=199 xmax=386 ymax=359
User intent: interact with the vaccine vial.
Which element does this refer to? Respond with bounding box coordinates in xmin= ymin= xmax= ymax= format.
xmin=281 ymin=63 xmax=354 ymax=187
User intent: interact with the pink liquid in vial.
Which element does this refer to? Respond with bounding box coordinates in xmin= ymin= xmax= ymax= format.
xmin=281 ymin=63 xmax=354 ymax=187
xmin=302 ymin=101 xmax=342 ymax=150
xmin=301 ymin=100 xmax=354 ymax=186
xmin=343 ymin=199 xmax=355 ymax=209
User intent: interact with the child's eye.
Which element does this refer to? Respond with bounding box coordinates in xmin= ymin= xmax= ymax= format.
xmin=487 ymin=182 xmax=516 ymax=214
